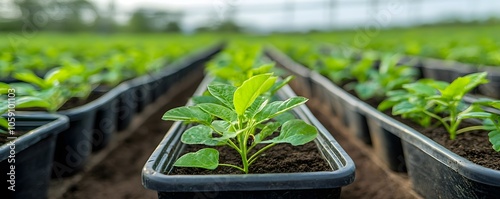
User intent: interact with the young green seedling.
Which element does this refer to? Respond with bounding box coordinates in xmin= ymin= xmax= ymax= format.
xmin=380 ymin=72 xmax=500 ymax=151
xmin=162 ymin=73 xmax=318 ymax=173
xmin=351 ymin=54 xmax=417 ymax=100
xmin=0 ymin=95 xmax=51 ymax=135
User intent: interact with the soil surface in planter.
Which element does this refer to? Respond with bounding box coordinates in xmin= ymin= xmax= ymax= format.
xmin=171 ymin=140 xmax=330 ymax=175
xmin=392 ymin=117 xmax=500 ymax=170
xmin=62 ymin=80 xmax=417 ymax=199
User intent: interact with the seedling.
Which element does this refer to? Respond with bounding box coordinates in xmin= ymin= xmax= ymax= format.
xmin=350 ymin=54 xmax=417 ymax=100
xmin=163 ymin=73 xmax=318 ymax=173
xmin=379 ymin=72 xmax=500 ymax=151
xmin=0 ymin=93 xmax=51 ymax=135
xmin=205 ymin=45 xmax=270 ymax=86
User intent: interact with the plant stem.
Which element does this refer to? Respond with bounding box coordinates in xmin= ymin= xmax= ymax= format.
xmin=219 ymin=164 xmax=245 ymax=172
xmin=448 ymin=104 xmax=459 ymax=139
xmin=226 ymin=140 xmax=241 ymax=153
xmin=423 ymin=110 xmax=450 ymax=130
xmin=248 ymin=143 xmax=276 ymax=166
xmin=241 ymin=129 xmax=251 ymax=174
xmin=456 ymin=125 xmax=485 ymax=135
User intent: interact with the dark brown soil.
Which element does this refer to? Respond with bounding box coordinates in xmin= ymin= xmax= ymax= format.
xmin=171 ymin=140 xmax=330 ymax=175
xmin=390 ymin=115 xmax=500 ymax=170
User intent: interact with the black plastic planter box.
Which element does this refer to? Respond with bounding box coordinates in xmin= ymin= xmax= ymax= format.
xmin=357 ymin=101 xmax=500 ymax=198
xmin=478 ymin=66 xmax=500 ymax=99
xmin=52 ymin=84 xmax=123 ymax=177
xmin=362 ymin=112 xmax=406 ymax=172
xmin=91 ymin=87 xmax=121 ymax=152
xmin=128 ymin=77 xmax=154 ymax=113
xmin=309 ymin=72 xmax=372 ymax=146
xmin=142 ymin=77 xmax=355 ymax=199
xmin=53 ymin=104 xmax=98 ymax=177
xmin=0 ymin=114 xmax=69 ymax=199
xmin=420 ymin=58 xmax=477 ymax=83
xmin=310 ymin=71 xmax=404 ymax=171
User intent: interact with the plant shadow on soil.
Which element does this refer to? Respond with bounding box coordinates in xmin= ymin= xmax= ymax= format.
xmin=62 ymin=82 xmax=418 ymax=199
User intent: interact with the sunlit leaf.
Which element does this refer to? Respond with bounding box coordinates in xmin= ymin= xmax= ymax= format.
xmin=174 ymin=148 xmax=219 ymax=170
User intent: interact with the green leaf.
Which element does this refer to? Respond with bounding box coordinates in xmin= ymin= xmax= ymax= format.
xmin=440 ymin=72 xmax=488 ymax=100
xmin=488 ymin=130 xmax=500 ymax=152
xmin=14 ymin=71 xmax=49 ymax=89
xmin=191 ymin=96 xmax=223 ymax=105
xmin=39 ymin=87 xmax=67 ymax=112
xmin=0 ymin=117 xmax=8 ymax=130
xmin=0 ymin=82 xmax=9 ymax=94
xmin=354 ymin=82 xmax=378 ymax=100
xmin=9 ymin=83 xmax=38 ymax=96
xmin=378 ymin=99 xmax=398 ymax=111
xmin=15 ymin=97 xmax=50 ymax=109
xmin=250 ymin=63 xmax=274 ymax=75
xmin=273 ymin=112 xmax=296 ymax=125
xmin=162 ymin=106 xmax=212 ymax=124
xmin=246 ymin=96 xmax=268 ymax=118
xmin=181 ymin=125 xmax=225 ymax=146
xmin=420 ymin=79 xmax=449 ymax=90
xmin=270 ymin=76 xmax=294 ymax=95
xmin=255 ymin=97 xmax=308 ymax=123
xmin=174 ymin=148 xmax=219 ymax=170
xmin=254 ymin=122 xmax=280 ymax=143
xmin=403 ymin=82 xmax=436 ymax=96
xmin=211 ymin=120 xmax=231 ymax=133
xmin=262 ymin=119 xmax=317 ymax=146
xmin=458 ymin=112 xmax=493 ymax=120
xmin=233 ymin=74 xmax=277 ymax=116
xmin=207 ymin=84 xmax=236 ymax=109
xmin=210 ymin=120 xmax=239 ymax=140
xmin=198 ymin=103 xmax=236 ymax=122
xmin=472 ymin=99 xmax=500 ymax=110
xmin=463 ymin=72 xmax=489 ymax=92
xmin=392 ymin=101 xmax=420 ymax=115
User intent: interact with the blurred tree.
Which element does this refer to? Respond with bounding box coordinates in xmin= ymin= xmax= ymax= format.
xmin=127 ymin=9 xmax=152 ymax=33
xmin=94 ymin=0 xmax=118 ymax=33
xmin=127 ymin=8 xmax=183 ymax=33
xmin=6 ymin=0 xmax=98 ymax=32
xmin=194 ymin=5 xmax=241 ymax=33
xmin=47 ymin=0 xmax=98 ymax=32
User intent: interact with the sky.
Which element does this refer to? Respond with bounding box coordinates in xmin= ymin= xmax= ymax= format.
xmin=90 ymin=0 xmax=500 ymax=32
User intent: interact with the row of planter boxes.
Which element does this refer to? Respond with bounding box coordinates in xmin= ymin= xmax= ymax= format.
xmin=416 ymin=58 xmax=499 ymax=99
xmin=324 ymin=46 xmax=500 ymax=99
xmin=266 ymin=47 xmax=500 ymax=199
xmin=0 ymin=44 xmax=222 ymax=199
xmin=141 ymin=76 xmax=356 ymax=199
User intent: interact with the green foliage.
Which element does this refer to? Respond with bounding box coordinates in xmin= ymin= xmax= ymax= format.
xmin=351 ymin=54 xmax=418 ymax=100
xmin=163 ymin=73 xmax=317 ymax=173
xmin=174 ymin=148 xmax=219 ymax=170
xmin=205 ymin=44 xmax=276 ymax=86
xmin=0 ymin=95 xmax=51 ymax=134
xmin=379 ymin=72 xmax=500 ymax=151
